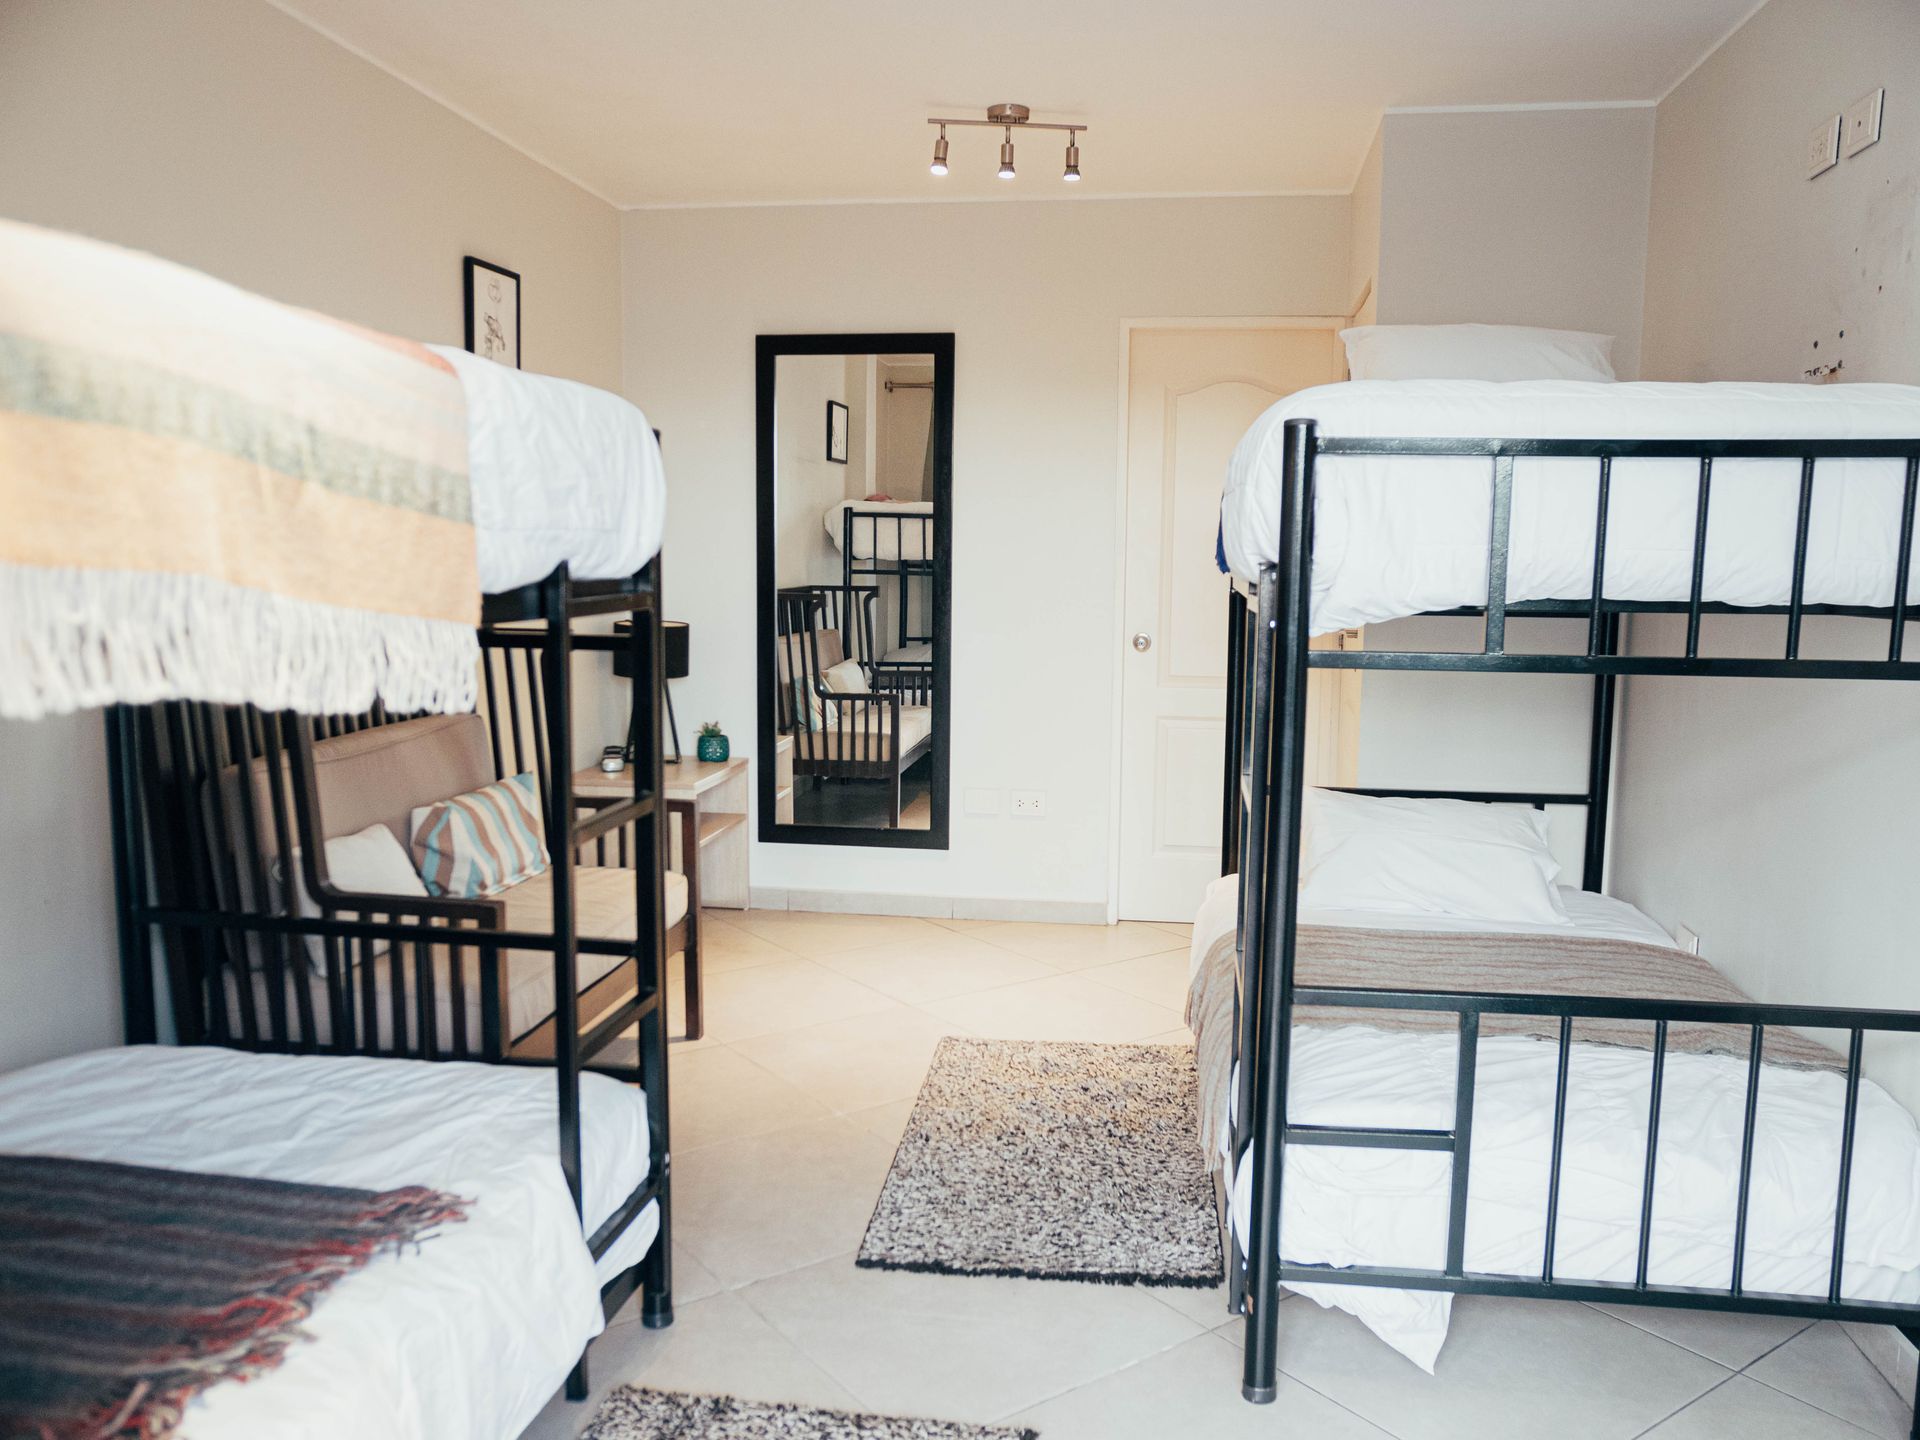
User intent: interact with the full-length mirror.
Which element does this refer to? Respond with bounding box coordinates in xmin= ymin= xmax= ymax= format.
xmin=756 ymin=333 xmax=953 ymax=848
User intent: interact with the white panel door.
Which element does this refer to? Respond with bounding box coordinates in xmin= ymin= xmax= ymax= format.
xmin=1117 ymin=326 xmax=1347 ymax=921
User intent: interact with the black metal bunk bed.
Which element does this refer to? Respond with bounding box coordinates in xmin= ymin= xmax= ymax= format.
xmin=841 ymin=505 xmax=935 ymax=704
xmin=1222 ymin=420 xmax=1920 ymax=1425
xmin=105 ymin=557 xmax=676 ymax=1401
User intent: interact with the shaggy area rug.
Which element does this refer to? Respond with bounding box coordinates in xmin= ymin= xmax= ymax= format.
xmin=856 ymin=1036 xmax=1222 ymax=1287
xmin=579 ymin=1387 xmax=1037 ymax=1439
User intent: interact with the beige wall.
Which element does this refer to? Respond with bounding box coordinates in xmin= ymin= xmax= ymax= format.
xmin=1640 ymin=0 xmax=1919 ymax=384
xmin=1347 ymin=126 xmax=1384 ymax=323
xmin=1377 ymin=107 xmax=1656 ymax=378
xmin=0 ymin=0 xmax=622 ymax=1072
xmin=622 ymin=196 xmax=1350 ymax=911
xmin=1354 ymin=107 xmax=1657 ymax=822
xmin=1614 ymin=0 xmax=1920 ymax=1108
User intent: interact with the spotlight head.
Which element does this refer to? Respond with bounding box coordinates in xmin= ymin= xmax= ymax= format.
xmin=999 ymin=136 xmax=1016 ymax=179
xmin=931 ymin=131 xmax=949 ymax=177
xmin=1064 ymin=136 xmax=1081 ymax=182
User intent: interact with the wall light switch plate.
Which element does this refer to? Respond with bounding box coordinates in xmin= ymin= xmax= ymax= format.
xmin=1845 ymin=87 xmax=1885 ymax=158
xmin=1807 ymin=114 xmax=1842 ymax=178
xmin=964 ymin=787 xmax=1003 ymax=817
xmin=1676 ymin=924 xmax=1701 ymax=956
xmin=1010 ymin=790 xmax=1046 ymax=818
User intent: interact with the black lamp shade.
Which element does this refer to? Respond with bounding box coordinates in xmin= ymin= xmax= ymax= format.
xmin=613 ymin=620 xmax=690 ymax=680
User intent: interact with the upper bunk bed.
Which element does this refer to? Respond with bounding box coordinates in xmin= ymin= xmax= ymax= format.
xmin=1219 ymin=376 xmax=1920 ymax=676
xmin=1207 ymin=339 xmax=1920 ymax=1421
xmin=0 ymin=217 xmax=677 ymax=1434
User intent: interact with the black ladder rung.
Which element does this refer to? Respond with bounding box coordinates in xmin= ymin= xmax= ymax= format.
xmin=1285 ymin=1123 xmax=1457 ymax=1152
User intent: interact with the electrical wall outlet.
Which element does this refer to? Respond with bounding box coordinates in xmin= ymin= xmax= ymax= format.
xmin=1845 ymin=87 xmax=1885 ymax=158
xmin=964 ymin=787 xmax=1003 ymax=817
xmin=1010 ymin=790 xmax=1046 ymax=818
xmin=1807 ymin=114 xmax=1842 ymax=178
xmin=1676 ymin=924 xmax=1702 ymax=956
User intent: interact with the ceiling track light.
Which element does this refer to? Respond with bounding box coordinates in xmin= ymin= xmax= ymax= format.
xmin=924 ymin=103 xmax=1086 ymax=184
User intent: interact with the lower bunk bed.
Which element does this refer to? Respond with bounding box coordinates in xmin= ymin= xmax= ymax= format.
xmin=0 ymin=1044 xmax=656 ymax=1440
xmin=1188 ymin=862 xmax=1920 ymax=1375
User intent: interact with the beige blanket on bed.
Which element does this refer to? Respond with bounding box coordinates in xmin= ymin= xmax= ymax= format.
xmin=0 ymin=219 xmax=479 ymax=720
xmin=1184 ymin=923 xmax=1841 ymax=1174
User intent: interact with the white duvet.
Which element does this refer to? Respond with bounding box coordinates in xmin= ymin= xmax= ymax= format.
xmin=1220 ymin=379 xmax=1920 ymax=634
xmin=824 ymin=499 xmax=934 ymax=560
xmin=429 ymin=346 xmax=667 ymax=593
xmin=0 ymin=1046 xmax=657 ymax=1440
xmin=1197 ymin=884 xmax=1920 ymax=1372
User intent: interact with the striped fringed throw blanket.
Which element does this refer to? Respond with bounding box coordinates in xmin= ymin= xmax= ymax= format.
xmin=0 ymin=1153 xmax=468 ymax=1440
xmin=0 ymin=219 xmax=480 ymax=720
xmin=1186 ymin=921 xmax=1842 ymax=1174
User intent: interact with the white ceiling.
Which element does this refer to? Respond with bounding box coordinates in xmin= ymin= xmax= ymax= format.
xmin=271 ymin=0 xmax=1758 ymax=208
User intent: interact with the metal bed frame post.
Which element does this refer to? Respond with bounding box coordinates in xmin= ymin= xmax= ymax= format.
xmin=631 ymin=556 xmax=676 ymax=1333
xmin=105 ymin=706 xmax=157 ymax=1045
xmin=1241 ymin=418 xmax=1319 ymax=1403
xmin=1583 ymin=611 xmax=1620 ymax=893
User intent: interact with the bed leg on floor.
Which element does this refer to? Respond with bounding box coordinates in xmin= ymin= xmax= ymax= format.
xmin=566 ymin=1353 xmax=589 ymax=1402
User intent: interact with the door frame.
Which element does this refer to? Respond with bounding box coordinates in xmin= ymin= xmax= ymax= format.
xmin=1104 ymin=316 xmax=1352 ymax=922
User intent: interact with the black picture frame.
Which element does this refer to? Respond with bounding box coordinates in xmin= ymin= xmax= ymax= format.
xmin=462 ymin=256 xmax=521 ymax=368
xmin=757 ymin=333 xmax=954 ymax=851
xmin=826 ymin=399 xmax=850 ymax=464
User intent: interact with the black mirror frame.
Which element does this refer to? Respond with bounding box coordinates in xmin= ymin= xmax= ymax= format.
xmin=755 ymin=332 xmax=954 ymax=850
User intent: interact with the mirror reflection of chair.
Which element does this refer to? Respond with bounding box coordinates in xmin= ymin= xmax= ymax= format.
xmin=775 ymin=585 xmax=932 ymax=829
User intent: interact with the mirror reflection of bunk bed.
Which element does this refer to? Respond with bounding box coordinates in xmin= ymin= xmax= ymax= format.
xmin=775 ymin=583 xmax=934 ymax=829
xmin=827 ymin=500 xmax=936 ymax=704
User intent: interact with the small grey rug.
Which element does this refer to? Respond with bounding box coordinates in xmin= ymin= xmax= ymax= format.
xmin=857 ymin=1036 xmax=1222 ymax=1288
xmin=580 ymin=1386 xmax=1036 ymax=1439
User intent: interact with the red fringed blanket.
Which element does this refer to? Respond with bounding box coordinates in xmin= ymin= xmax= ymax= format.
xmin=0 ymin=1153 xmax=469 ymax=1440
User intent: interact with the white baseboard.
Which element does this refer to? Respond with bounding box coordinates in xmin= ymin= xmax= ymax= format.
xmin=745 ymin=888 xmax=1107 ymax=925
xmin=1842 ymin=1322 xmax=1915 ymax=1407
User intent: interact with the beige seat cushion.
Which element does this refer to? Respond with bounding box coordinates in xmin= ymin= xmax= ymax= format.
xmin=792 ymin=705 xmax=932 ymax=762
xmin=225 ymin=865 xmax=688 ymax=1052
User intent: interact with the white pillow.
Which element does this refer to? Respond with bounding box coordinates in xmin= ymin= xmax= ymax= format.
xmin=1340 ymin=324 xmax=1616 ymax=383
xmin=1299 ymin=789 xmax=1570 ymax=926
xmin=278 ymin=823 xmax=430 ymax=970
xmin=822 ymin=659 xmax=868 ymax=694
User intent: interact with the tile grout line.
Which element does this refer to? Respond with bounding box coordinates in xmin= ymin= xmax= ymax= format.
xmin=980 ymin=1314 xmax=1217 ymax=1426
xmin=1624 ymin=1369 xmax=1743 ymax=1440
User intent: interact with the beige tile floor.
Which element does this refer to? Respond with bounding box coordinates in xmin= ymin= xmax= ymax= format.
xmin=523 ymin=910 xmax=1912 ymax=1440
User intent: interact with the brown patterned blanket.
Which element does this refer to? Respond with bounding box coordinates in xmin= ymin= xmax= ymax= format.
xmin=1185 ymin=922 xmax=1840 ymax=1175
xmin=0 ymin=1154 xmax=467 ymax=1440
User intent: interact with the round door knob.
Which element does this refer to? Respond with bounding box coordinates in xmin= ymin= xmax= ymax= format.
xmin=1132 ymin=633 xmax=1153 ymax=652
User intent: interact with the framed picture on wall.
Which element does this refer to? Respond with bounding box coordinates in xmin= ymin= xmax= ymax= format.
xmin=463 ymin=256 xmax=520 ymax=368
xmin=826 ymin=399 xmax=849 ymax=464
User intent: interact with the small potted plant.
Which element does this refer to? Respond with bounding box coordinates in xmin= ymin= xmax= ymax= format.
xmin=696 ymin=720 xmax=730 ymax=764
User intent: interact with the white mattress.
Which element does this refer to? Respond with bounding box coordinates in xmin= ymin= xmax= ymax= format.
xmin=429 ymin=346 xmax=667 ymax=593
xmin=0 ymin=1046 xmax=657 ymax=1440
xmin=825 ymin=499 xmax=933 ymax=561
xmin=1221 ymin=379 xmax=1920 ymax=633
xmin=1204 ymin=884 xmax=1920 ymax=1372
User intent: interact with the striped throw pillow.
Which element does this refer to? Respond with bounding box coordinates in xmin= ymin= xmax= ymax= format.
xmin=409 ymin=772 xmax=550 ymax=898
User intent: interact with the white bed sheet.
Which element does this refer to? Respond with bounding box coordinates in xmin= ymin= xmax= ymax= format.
xmin=0 ymin=1046 xmax=656 ymax=1440
xmin=1201 ymin=882 xmax=1920 ymax=1372
xmin=429 ymin=346 xmax=667 ymax=593
xmin=824 ymin=499 xmax=934 ymax=560
xmin=1220 ymin=379 xmax=1920 ymax=633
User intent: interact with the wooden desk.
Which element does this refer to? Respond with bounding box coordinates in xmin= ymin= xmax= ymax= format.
xmin=574 ymin=755 xmax=751 ymax=909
